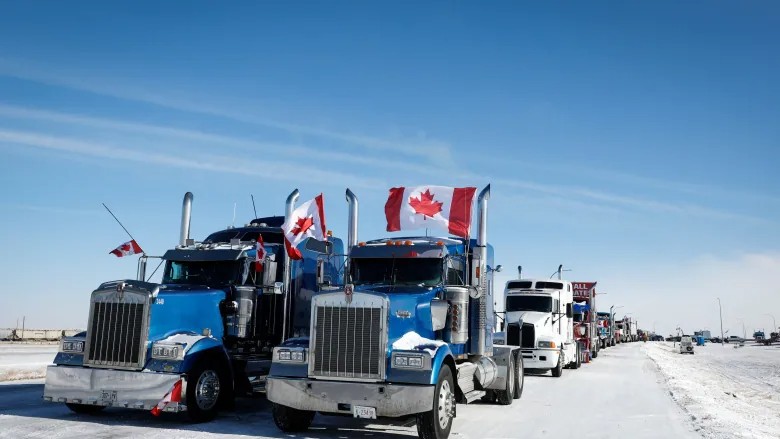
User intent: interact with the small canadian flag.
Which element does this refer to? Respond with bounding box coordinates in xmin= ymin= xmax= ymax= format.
xmin=150 ymin=379 xmax=183 ymax=416
xmin=109 ymin=239 xmax=143 ymax=257
xmin=255 ymin=234 xmax=266 ymax=272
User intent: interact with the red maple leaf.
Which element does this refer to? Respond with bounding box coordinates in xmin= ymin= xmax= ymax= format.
xmin=409 ymin=189 xmax=443 ymax=218
xmin=291 ymin=215 xmax=314 ymax=236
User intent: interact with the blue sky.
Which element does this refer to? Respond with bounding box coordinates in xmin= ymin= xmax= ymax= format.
xmin=0 ymin=1 xmax=778 ymax=337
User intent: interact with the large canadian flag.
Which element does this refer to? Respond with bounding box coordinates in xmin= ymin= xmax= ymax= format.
xmin=109 ymin=239 xmax=143 ymax=257
xmin=282 ymin=194 xmax=327 ymax=260
xmin=385 ymin=186 xmax=477 ymax=238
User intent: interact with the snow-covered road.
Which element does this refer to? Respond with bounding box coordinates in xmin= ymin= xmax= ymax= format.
xmin=0 ymin=343 xmax=58 ymax=382
xmin=0 ymin=342 xmax=698 ymax=439
xmin=645 ymin=341 xmax=780 ymax=439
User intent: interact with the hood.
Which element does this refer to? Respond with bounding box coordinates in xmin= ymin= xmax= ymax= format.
xmin=353 ymin=284 xmax=441 ymax=348
xmin=507 ymin=310 xmax=551 ymax=328
xmin=148 ymin=287 xmax=226 ymax=342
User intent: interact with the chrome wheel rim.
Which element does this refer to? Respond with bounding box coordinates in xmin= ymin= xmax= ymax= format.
xmin=437 ymin=379 xmax=453 ymax=430
xmin=195 ymin=370 xmax=220 ymax=410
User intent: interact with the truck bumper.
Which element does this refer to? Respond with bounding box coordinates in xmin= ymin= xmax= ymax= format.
xmin=266 ymin=377 xmax=434 ymax=418
xmin=43 ymin=365 xmax=186 ymax=412
xmin=519 ymin=348 xmax=559 ymax=369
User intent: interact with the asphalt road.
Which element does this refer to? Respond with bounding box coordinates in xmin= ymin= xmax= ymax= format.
xmin=0 ymin=342 xmax=698 ymax=439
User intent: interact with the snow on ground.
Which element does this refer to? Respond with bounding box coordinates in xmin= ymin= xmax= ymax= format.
xmin=0 ymin=342 xmax=698 ymax=439
xmin=644 ymin=341 xmax=780 ymax=439
xmin=0 ymin=343 xmax=58 ymax=382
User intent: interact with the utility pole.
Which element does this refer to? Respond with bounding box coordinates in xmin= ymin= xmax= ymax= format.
xmin=717 ymin=297 xmax=724 ymax=346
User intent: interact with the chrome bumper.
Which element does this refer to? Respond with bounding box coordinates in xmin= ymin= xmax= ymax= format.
xmin=43 ymin=365 xmax=186 ymax=412
xmin=267 ymin=377 xmax=434 ymax=418
xmin=520 ymin=349 xmax=559 ymax=369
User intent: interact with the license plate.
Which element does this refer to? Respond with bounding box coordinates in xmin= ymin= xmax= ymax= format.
xmin=100 ymin=390 xmax=117 ymax=403
xmin=352 ymin=405 xmax=376 ymax=419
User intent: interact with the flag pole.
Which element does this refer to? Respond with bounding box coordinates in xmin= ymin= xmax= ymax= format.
xmin=102 ymin=203 xmax=139 ymax=244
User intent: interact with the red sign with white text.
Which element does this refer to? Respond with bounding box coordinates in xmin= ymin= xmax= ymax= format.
xmin=572 ymin=282 xmax=597 ymax=298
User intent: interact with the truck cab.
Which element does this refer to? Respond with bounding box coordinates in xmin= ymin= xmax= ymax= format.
xmin=503 ymin=279 xmax=579 ymax=376
xmin=596 ymin=311 xmax=614 ymax=348
xmin=44 ymin=192 xmax=343 ymax=422
xmin=267 ymin=185 xmax=523 ymax=439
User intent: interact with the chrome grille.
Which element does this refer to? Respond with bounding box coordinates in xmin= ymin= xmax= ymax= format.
xmin=521 ymin=323 xmax=535 ymax=348
xmin=84 ymin=284 xmax=150 ymax=370
xmin=309 ymin=292 xmax=386 ymax=381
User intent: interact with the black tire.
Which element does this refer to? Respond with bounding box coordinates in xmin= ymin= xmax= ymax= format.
xmin=272 ymin=403 xmax=315 ymax=432
xmin=495 ymin=354 xmax=514 ymax=405
xmin=513 ymin=351 xmax=523 ymax=399
xmin=480 ymin=389 xmax=496 ymax=403
xmin=65 ymin=403 xmax=106 ymax=414
xmin=551 ymin=350 xmax=563 ymax=378
xmin=592 ymin=342 xmax=598 ymax=359
xmin=417 ymin=365 xmax=455 ymax=439
xmin=186 ymin=358 xmax=229 ymax=423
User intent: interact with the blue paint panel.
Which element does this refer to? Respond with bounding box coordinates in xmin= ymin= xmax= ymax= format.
xmin=53 ymin=352 xmax=83 ymax=366
xmin=269 ymin=361 xmax=308 ymax=378
xmin=146 ymin=358 xmax=184 ymax=373
xmin=386 ymin=367 xmax=433 ymax=385
xmin=429 ymin=345 xmax=453 ymax=384
xmin=148 ymin=290 xmax=226 ymax=342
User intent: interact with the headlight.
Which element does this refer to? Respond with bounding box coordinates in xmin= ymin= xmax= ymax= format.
xmin=61 ymin=339 xmax=84 ymax=353
xmin=277 ymin=349 xmax=306 ymax=362
xmin=537 ymin=341 xmax=557 ymax=348
xmin=151 ymin=343 xmax=185 ymax=360
xmin=392 ymin=353 xmax=425 ymax=369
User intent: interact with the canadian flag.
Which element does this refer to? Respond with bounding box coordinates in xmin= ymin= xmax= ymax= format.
xmin=109 ymin=239 xmax=143 ymax=257
xmin=282 ymin=194 xmax=327 ymax=260
xmin=385 ymin=186 xmax=477 ymax=238
xmin=255 ymin=234 xmax=266 ymax=272
xmin=150 ymin=379 xmax=182 ymax=416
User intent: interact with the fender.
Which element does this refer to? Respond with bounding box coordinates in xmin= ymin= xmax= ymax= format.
xmin=429 ymin=344 xmax=455 ymax=385
xmin=145 ymin=333 xmax=232 ymax=379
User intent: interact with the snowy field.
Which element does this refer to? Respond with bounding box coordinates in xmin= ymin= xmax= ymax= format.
xmin=0 ymin=343 xmax=58 ymax=382
xmin=0 ymin=342 xmax=699 ymax=439
xmin=644 ymin=341 xmax=780 ymax=439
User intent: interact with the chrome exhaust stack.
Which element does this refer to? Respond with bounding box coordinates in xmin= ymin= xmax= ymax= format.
xmin=345 ymin=189 xmax=359 ymax=249
xmin=281 ymin=189 xmax=300 ymax=341
xmin=472 ymin=184 xmax=490 ymax=356
xmin=179 ymin=192 xmax=193 ymax=247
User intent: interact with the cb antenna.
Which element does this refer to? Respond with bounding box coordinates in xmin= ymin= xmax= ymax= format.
xmin=102 ymin=203 xmax=138 ymax=243
xmin=232 ymin=202 xmax=237 ymax=228
xmin=251 ymin=194 xmax=258 ymax=219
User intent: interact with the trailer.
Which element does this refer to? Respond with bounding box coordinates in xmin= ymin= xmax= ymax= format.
xmin=572 ymin=282 xmax=599 ymax=361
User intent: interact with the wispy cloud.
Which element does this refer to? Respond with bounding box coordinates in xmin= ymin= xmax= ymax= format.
xmin=0 ymin=58 xmax=454 ymax=165
xmin=0 ymin=104 xmax=443 ymax=176
xmin=0 ymin=129 xmax=386 ymax=189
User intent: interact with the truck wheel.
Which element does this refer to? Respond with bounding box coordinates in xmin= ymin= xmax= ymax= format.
xmin=551 ymin=351 xmax=563 ymax=377
xmin=65 ymin=403 xmax=106 ymax=414
xmin=574 ymin=344 xmax=581 ymax=369
xmin=591 ymin=343 xmax=598 ymax=359
xmin=186 ymin=359 xmax=228 ymax=423
xmin=513 ymin=352 xmax=524 ymax=399
xmin=416 ymin=365 xmax=455 ymax=439
xmin=272 ymin=403 xmax=315 ymax=432
xmin=495 ymin=354 xmax=514 ymax=405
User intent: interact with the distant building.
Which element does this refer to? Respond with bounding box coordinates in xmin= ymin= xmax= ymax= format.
xmin=694 ymin=330 xmax=712 ymax=339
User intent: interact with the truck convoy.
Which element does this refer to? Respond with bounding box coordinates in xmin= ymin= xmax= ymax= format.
xmin=572 ymin=282 xmax=599 ymax=361
xmin=267 ymin=185 xmax=524 ymax=439
xmin=43 ymin=191 xmax=343 ymax=422
xmin=502 ymin=276 xmax=580 ymax=376
xmin=596 ymin=311 xmax=615 ymax=348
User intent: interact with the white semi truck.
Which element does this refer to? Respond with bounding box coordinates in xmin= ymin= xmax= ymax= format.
xmin=501 ymin=279 xmax=579 ymax=376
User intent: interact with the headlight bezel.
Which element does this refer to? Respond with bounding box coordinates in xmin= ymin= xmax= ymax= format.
xmin=391 ymin=351 xmax=429 ymax=370
xmin=151 ymin=342 xmax=186 ymax=360
xmin=276 ymin=348 xmax=306 ymax=363
xmin=60 ymin=338 xmax=85 ymax=353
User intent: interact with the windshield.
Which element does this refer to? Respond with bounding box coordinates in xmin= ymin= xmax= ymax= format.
xmin=162 ymin=260 xmax=240 ymax=286
xmin=351 ymin=257 xmax=442 ymax=287
xmin=505 ymin=295 xmax=552 ymax=313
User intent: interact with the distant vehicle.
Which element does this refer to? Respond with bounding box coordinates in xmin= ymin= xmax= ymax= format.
xmin=679 ymin=336 xmax=694 ymax=354
xmin=758 ymin=332 xmax=779 ymax=346
xmin=710 ymin=337 xmax=722 ymax=344
xmin=753 ymin=330 xmax=765 ymax=340
xmin=726 ymin=335 xmax=743 ymax=343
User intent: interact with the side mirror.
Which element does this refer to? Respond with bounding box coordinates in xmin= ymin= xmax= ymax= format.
xmin=316 ymin=259 xmax=329 ymax=286
xmin=262 ymin=259 xmax=278 ymax=287
xmin=566 ymin=303 xmax=573 ymax=318
xmin=305 ymin=238 xmax=332 ymax=255
xmin=494 ymin=264 xmax=502 ymax=273
xmin=270 ymin=281 xmax=283 ymax=295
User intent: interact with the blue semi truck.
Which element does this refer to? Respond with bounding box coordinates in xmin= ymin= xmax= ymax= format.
xmin=267 ymin=185 xmax=523 ymax=439
xmin=43 ymin=191 xmax=343 ymax=422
